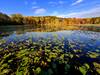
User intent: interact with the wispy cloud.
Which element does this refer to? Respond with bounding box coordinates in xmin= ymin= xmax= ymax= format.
xmin=32 ymin=6 xmax=39 ymax=9
xmin=50 ymin=11 xmax=65 ymax=17
xmin=34 ymin=8 xmax=47 ymax=14
xmin=0 ymin=9 xmax=4 ymax=13
xmin=32 ymin=1 xmax=37 ymax=5
xmin=48 ymin=1 xmax=57 ymax=6
xmin=48 ymin=1 xmax=65 ymax=6
xmin=24 ymin=1 xmax=28 ymax=5
xmin=48 ymin=1 xmax=56 ymax=4
xmin=65 ymin=7 xmax=100 ymax=18
xmin=25 ymin=1 xmax=37 ymax=5
xmin=50 ymin=7 xmax=100 ymax=18
xmin=72 ymin=0 xmax=83 ymax=6
xmin=58 ymin=1 xmax=65 ymax=4
xmin=50 ymin=11 xmax=59 ymax=16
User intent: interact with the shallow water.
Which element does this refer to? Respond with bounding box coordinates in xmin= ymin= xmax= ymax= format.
xmin=0 ymin=25 xmax=100 ymax=75
xmin=1 ymin=30 xmax=100 ymax=51
xmin=0 ymin=25 xmax=100 ymax=54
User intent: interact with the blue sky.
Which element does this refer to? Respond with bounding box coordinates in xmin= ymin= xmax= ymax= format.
xmin=0 ymin=0 xmax=100 ymax=17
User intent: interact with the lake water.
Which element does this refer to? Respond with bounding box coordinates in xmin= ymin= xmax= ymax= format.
xmin=0 ymin=25 xmax=100 ymax=52
xmin=0 ymin=25 xmax=100 ymax=55
xmin=0 ymin=25 xmax=100 ymax=75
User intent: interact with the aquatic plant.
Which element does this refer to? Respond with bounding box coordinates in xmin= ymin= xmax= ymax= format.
xmin=0 ymin=37 xmax=100 ymax=75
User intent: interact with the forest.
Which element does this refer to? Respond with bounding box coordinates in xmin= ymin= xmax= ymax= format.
xmin=0 ymin=12 xmax=100 ymax=27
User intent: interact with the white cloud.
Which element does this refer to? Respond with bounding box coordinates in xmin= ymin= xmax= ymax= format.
xmin=24 ymin=1 xmax=28 ymax=5
xmin=0 ymin=9 xmax=4 ymax=13
xmin=48 ymin=1 xmax=65 ymax=6
xmin=50 ymin=7 xmax=100 ymax=18
xmin=72 ymin=0 xmax=83 ymax=6
xmin=65 ymin=7 xmax=100 ymax=18
xmin=34 ymin=8 xmax=46 ymax=14
xmin=32 ymin=6 xmax=39 ymax=9
xmin=25 ymin=1 xmax=37 ymax=5
xmin=50 ymin=11 xmax=59 ymax=16
xmin=50 ymin=11 xmax=65 ymax=17
xmin=58 ymin=1 xmax=64 ymax=4
xmin=32 ymin=1 xmax=37 ymax=5
xmin=48 ymin=1 xmax=56 ymax=4
xmin=48 ymin=1 xmax=57 ymax=6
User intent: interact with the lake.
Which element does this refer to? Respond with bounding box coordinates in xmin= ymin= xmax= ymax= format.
xmin=0 ymin=25 xmax=100 ymax=75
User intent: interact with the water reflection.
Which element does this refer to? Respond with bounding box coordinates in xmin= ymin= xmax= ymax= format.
xmin=0 ymin=25 xmax=100 ymax=38
xmin=1 ymin=30 xmax=100 ymax=51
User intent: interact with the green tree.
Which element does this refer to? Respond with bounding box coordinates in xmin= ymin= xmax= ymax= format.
xmin=0 ymin=12 xmax=11 ymax=25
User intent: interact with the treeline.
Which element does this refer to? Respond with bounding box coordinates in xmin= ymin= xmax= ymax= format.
xmin=0 ymin=12 xmax=100 ymax=27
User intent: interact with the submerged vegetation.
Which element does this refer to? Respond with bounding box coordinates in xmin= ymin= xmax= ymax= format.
xmin=0 ymin=36 xmax=100 ymax=75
